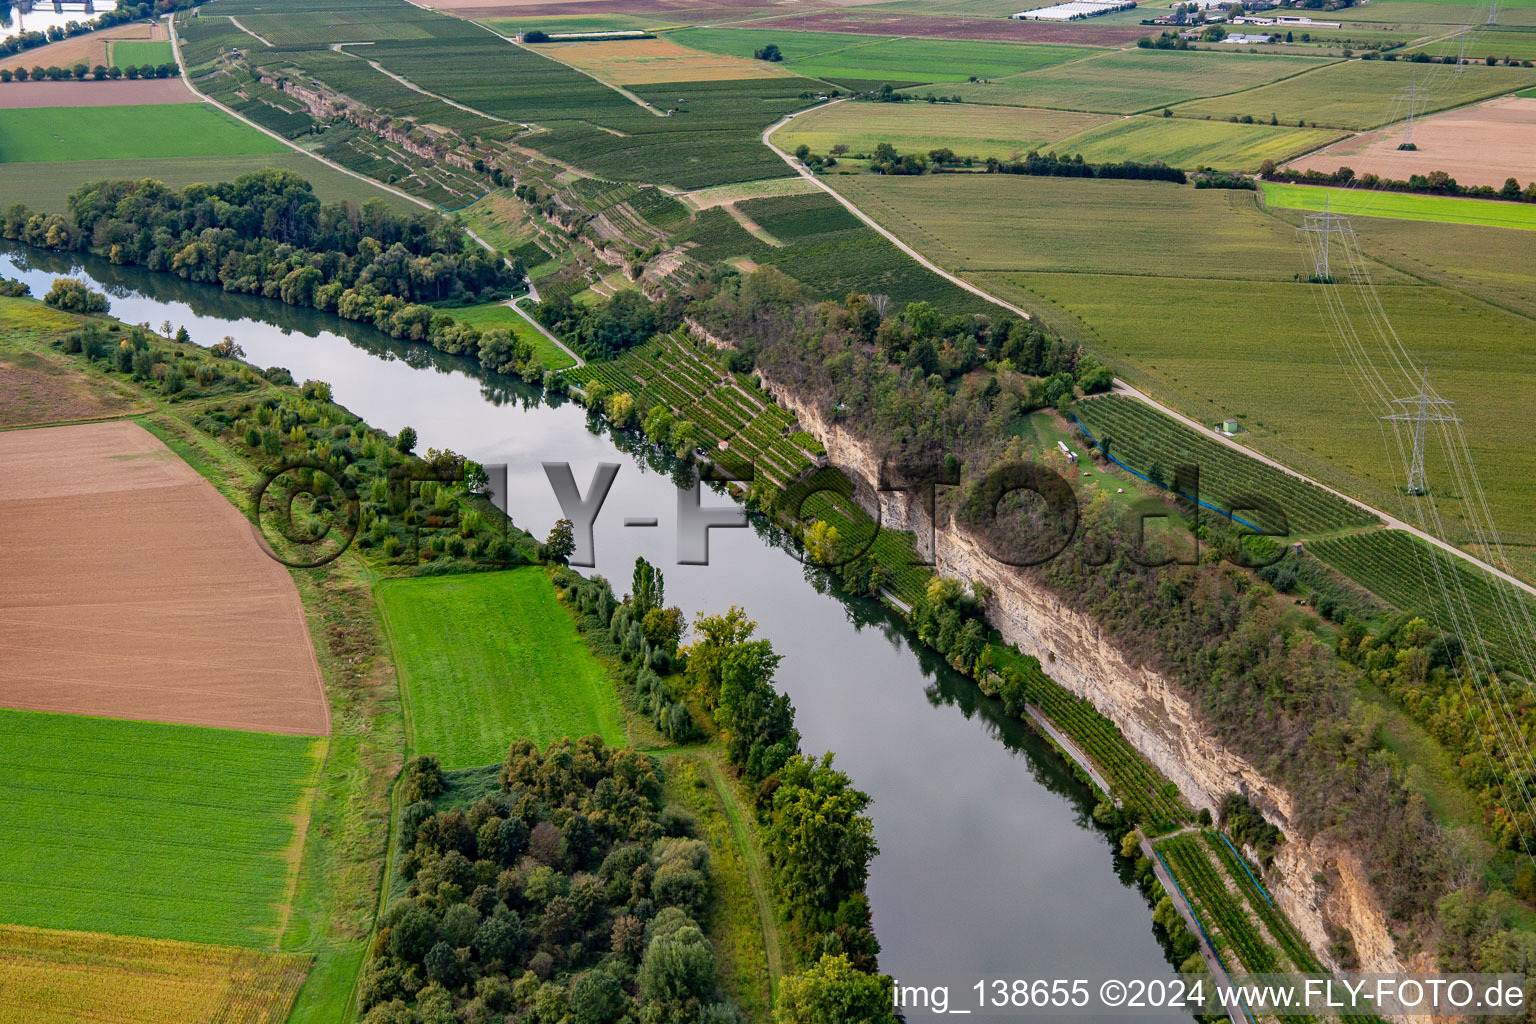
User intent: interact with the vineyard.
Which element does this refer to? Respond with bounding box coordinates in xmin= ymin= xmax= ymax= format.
xmin=1158 ymin=833 xmax=1280 ymax=974
xmin=565 ymin=331 xmax=933 ymax=605
xmin=1309 ymin=530 xmax=1536 ymax=674
xmin=1204 ymin=832 xmax=1321 ymax=974
xmin=1074 ymin=395 xmax=1379 ymax=537
xmin=988 ymin=644 xmax=1187 ymax=832
xmin=0 ymin=924 xmax=310 ymax=1024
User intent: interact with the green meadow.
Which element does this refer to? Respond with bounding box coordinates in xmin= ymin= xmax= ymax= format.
xmin=109 ymin=39 xmax=176 ymax=67
xmin=1263 ymin=182 xmax=1536 ymax=229
xmin=0 ymin=104 xmax=287 ymax=164
xmin=379 ymin=569 xmax=624 ymax=768
xmin=0 ymin=710 xmax=321 ymax=948
xmin=444 ymin=301 xmax=577 ymax=369
xmin=1051 ymin=115 xmax=1346 ymax=170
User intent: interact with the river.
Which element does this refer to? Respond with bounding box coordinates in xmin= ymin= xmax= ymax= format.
xmin=1 ymin=245 xmax=1185 ymax=1019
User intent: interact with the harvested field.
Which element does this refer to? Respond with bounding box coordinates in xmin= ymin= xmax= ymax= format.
xmin=747 ymin=10 xmax=1153 ymax=45
xmin=0 ymin=78 xmax=194 ymax=109
xmin=1287 ymin=94 xmax=1536 ymax=189
xmin=0 ymin=924 xmax=310 ymax=1024
xmin=0 ymin=21 xmax=161 ymax=73
xmin=538 ymin=36 xmax=797 ymax=83
xmin=0 ymin=420 xmax=329 ymax=736
xmin=680 ymin=175 xmax=821 ymax=207
xmin=0 ymin=348 xmax=145 ymax=427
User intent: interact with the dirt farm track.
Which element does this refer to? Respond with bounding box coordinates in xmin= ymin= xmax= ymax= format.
xmin=0 ymin=421 xmax=329 ymax=735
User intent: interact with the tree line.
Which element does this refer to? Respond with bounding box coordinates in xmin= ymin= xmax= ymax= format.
xmin=0 ymin=61 xmax=177 ymax=82
xmin=0 ymin=0 xmax=180 ymax=61
xmin=1262 ymin=162 xmax=1536 ymax=204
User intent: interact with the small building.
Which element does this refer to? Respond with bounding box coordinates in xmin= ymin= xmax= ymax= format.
xmin=1222 ymin=32 xmax=1274 ymax=42
xmin=1274 ymin=14 xmax=1341 ymax=26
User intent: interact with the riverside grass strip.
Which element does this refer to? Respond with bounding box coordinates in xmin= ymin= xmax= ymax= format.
xmin=0 ymin=924 xmax=310 ymax=1024
xmin=0 ymin=710 xmax=322 ymax=948
xmin=378 ymin=568 xmax=625 ymax=769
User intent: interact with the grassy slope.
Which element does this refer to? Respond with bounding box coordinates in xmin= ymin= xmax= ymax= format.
xmin=0 ymin=104 xmax=287 ymax=163
xmin=1263 ymin=181 xmax=1536 ymax=230
xmin=446 ymin=301 xmax=577 ymax=369
xmin=0 ymin=709 xmax=322 ymax=948
xmin=379 ymin=569 xmax=625 ymax=768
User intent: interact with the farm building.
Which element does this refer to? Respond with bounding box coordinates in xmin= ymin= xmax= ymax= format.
xmin=1013 ymin=0 xmax=1135 ymax=20
xmin=1222 ymin=32 xmax=1275 ymax=42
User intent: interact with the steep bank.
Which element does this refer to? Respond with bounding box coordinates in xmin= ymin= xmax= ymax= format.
xmin=740 ymin=343 xmax=1408 ymax=979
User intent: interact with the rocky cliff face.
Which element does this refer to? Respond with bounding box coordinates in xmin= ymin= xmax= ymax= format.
xmin=738 ymin=342 xmax=1407 ymax=978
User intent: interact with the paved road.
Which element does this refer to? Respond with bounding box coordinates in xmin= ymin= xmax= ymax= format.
xmin=762 ymin=103 xmax=1036 ymax=322
xmin=508 ymin=296 xmax=583 ymax=368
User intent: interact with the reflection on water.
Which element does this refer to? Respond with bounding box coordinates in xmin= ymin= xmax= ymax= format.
xmin=0 ymin=5 xmax=96 ymax=43
xmin=1 ymin=243 xmax=1187 ymax=1019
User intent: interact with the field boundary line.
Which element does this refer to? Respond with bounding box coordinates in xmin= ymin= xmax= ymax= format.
xmin=1109 ymin=377 xmax=1536 ymax=599
xmin=763 ymin=100 xmax=1029 ymax=320
xmin=169 ymin=10 xmax=435 ymax=213
xmin=228 ymin=16 xmax=272 ymax=47
xmin=372 ymin=579 xmax=419 ymax=758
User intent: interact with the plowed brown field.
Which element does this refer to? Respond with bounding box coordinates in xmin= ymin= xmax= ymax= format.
xmin=0 ymin=421 xmax=329 ymax=735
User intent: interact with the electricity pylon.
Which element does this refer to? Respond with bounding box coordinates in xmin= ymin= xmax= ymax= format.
xmin=1398 ymin=68 xmax=1429 ymax=146
xmin=1299 ymin=195 xmax=1352 ymax=283
xmin=1383 ymin=370 xmax=1460 ymax=496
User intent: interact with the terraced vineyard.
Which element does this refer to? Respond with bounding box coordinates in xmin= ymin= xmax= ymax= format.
xmin=565 ymin=331 xmax=933 ymax=605
xmin=1205 ymin=832 xmax=1321 ymax=973
xmin=1074 ymin=395 xmax=1379 ymax=537
xmin=989 ymin=644 xmax=1186 ymax=832
xmin=1310 ymin=530 xmax=1536 ymax=674
xmin=1159 ymin=833 xmax=1279 ymax=974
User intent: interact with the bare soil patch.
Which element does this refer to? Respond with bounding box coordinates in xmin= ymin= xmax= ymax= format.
xmin=442 ymin=0 xmax=774 ymax=16
xmin=540 ymin=36 xmax=798 ymax=82
xmin=1289 ymin=94 xmax=1536 ymax=189
xmin=0 ymin=77 xmax=195 ymax=108
xmin=0 ymin=350 xmax=145 ymax=427
xmin=0 ymin=421 xmax=329 ymax=736
xmin=750 ymin=10 xmax=1149 ymax=45
xmin=0 ymin=22 xmax=159 ymax=72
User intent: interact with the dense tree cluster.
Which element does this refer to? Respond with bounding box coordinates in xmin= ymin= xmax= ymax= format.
xmin=42 ymin=277 xmax=108 ymax=314
xmin=0 ymin=276 xmax=30 ymax=297
xmin=986 ymin=151 xmax=1187 ymax=184
xmin=536 ymin=290 xmax=685 ymax=361
xmin=361 ymin=738 xmax=742 ymax=1024
xmin=1261 ymin=163 xmax=1536 ymax=204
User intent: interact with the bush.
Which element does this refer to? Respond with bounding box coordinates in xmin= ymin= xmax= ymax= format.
xmin=43 ymin=277 xmax=108 ymax=314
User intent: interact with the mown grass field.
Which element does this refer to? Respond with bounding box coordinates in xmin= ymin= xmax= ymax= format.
xmin=0 ymin=104 xmax=287 ymax=163
xmin=930 ymin=49 xmax=1334 ymax=113
xmin=0 ymin=924 xmax=310 ymax=1024
xmin=1263 ymin=182 xmax=1536 ymax=229
xmin=0 ymin=152 xmax=422 ymax=214
xmin=827 ymin=171 xmax=1536 ymax=561
xmin=1173 ymin=59 xmax=1536 ymax=129
xmin=445 ymin=301 xmax=577 ymax=369
xmin=379 ymin=569 xmax=625 ymax=768
xmin=109 ymin=39 xmax=175 ymax=67
xmin=0 ymin=709 xmax=322 ymax=947
xmin=775 ymin=102 xmax=1114 ymax=161
xmin=669 ymin=27 xmax=1097 ymax=83
xmin=1050 ymin=115 xmax=1346 ymax=170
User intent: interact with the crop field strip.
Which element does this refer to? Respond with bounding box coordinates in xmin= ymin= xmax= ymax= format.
xmin=1262 ymin=182 xmax=1536 ymax=231
xmin=988 ymin=644 xmax=1187 ymax=831
xmin=1158 ymin=834 xmax=1280 ymax=975
xmin=0 ymin=709 xmax=321 ymax=948
xmin=0 ymin=924 xmax=310 ymax=1024
xmin=0 ymin=103 xmax=287 ymax=164
xmin=379 ymin=568 xmax=625 ymax=769
xmin=1074 ymin=395 xmax=1379 ymax=537
xmin=1309 ymin=530 xmax=1536 ymax=672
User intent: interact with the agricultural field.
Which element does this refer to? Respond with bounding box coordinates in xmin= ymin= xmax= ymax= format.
xmin=1073 ymin=394 xmax=1379 ymax=536
xmin=0 ymin=103 xmax=286 ymax=163
xmin=827 ymin=171 xmax=1536 ymax=559
xmin=1286 ymin=94 xmax=1536 ymax=190
xmin=109 ymin=39 xmax=175 ymax=68
xmin=0 ymin=709 xmax=322 ymax=947
xmin=378 ymin=569 xmax=625 ymax=768
xmin=680 ymin=175 xmax=821 ymax=208
xmin=775 ymin=101 xmax=1116 ymax=163
xmin=0 ymin=152 xmax=422 ymax=214
xmin=1332 ymin=0 xmax=1536 ymax=28
xmin=1408 ymin=25 xmax=1536 ymax=59
xmin=1263 ymin=181 xmax=1536 ymax=229
xmin=0 ymin=20 xmax=163 ymax=72
xmin=0 ymin=924 xmax=310 ymax=1024
xmin=1158 ymin=834 xmax=1281 ymax=973
xmin=0 ymin=421 xmax=330 ymax=735
xmin=443 ymin=301 xmax=577 ymax=369
xmin=669 ymin=28 xmax=1100 ymax=84
xmin=929 ymin=49 xmax=1335 ymax=114
xmin=1310 ymin=530 xmax=1536 ymax=672
xmin=536 ymin=36 xmax=800 ymax=84
xmin=1048 ymin=115 xmax=1346 ymax=171
xmin=1204 ymin=832 xmax=1323 ymax=972
xmin=1172 ymin=59 xmax=1536 ymax=130
xmin=480 ymin=14 xmax=659 ymax=36
xmin=0 ymin=79 xmax=193 ymax=109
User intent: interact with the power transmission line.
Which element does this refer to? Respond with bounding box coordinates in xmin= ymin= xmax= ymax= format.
xmin=1382 ymin=370 xmax=1460 ymax=496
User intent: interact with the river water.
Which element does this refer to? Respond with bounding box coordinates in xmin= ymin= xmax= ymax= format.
xmin=0 ymin=3 xmax=93 ymax=45
xmin=1 ymin=245 xmax=1184 ymax=1019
